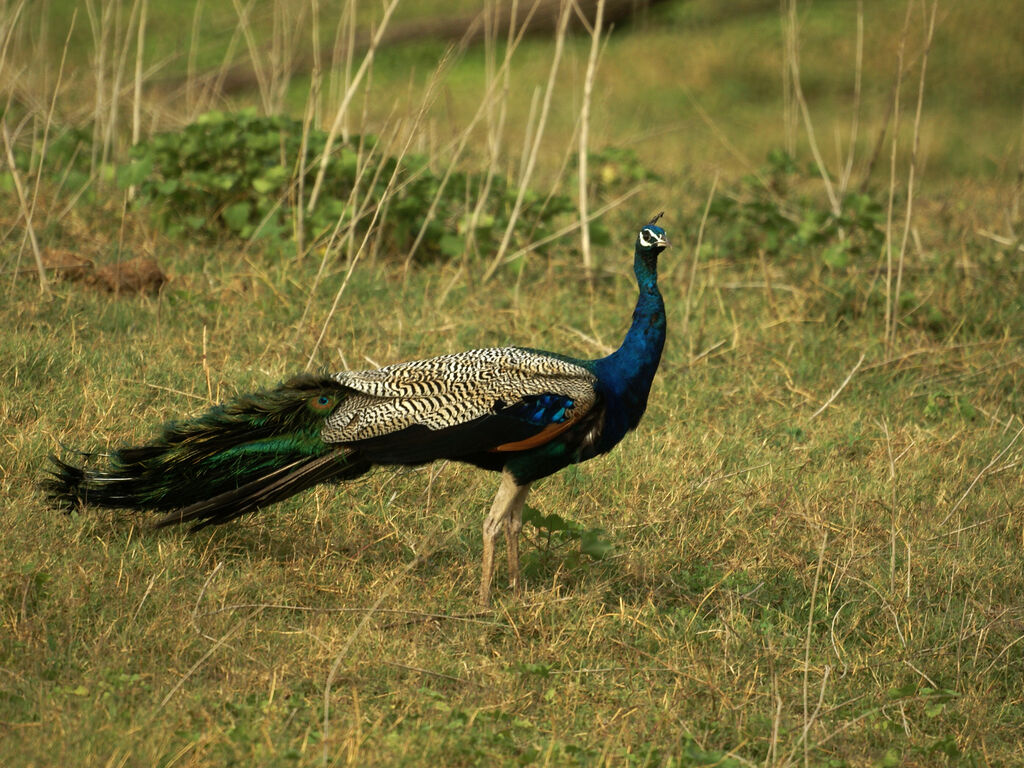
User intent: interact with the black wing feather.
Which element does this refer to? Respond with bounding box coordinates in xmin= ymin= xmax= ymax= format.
xmin=348 ymin=392 xmax=598 ymax=465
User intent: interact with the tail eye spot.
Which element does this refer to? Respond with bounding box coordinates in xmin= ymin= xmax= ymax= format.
xmin=310 ymin=394 xmax=335 ymax=411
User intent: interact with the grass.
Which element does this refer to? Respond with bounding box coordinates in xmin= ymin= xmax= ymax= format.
xmin=3 ymin=0 xmax=1024 ymax=765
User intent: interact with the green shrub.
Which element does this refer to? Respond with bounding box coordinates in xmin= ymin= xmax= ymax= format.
xmin=119 ymin=109 xmax=574 ymax=261
xmin=707 ymin=149 xmax=885 ymax=268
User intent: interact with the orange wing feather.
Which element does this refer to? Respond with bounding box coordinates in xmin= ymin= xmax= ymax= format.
xmin=491 ymin=419 xmax=577 ymax=452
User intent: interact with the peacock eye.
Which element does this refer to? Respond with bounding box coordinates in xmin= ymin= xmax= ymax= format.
xmin=310 ymin=394 xmax=334 ymax=412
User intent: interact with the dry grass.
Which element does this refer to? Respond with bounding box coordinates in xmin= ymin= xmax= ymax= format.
xmin=3 ymin=1 xmax=1024 ymax=766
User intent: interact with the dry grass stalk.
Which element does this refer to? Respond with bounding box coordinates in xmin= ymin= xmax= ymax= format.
xmin=296 ymin=124 xmax=394 ymax=336
xmin=681 ymin=173 xmax=718 ymax=353
xmin=308 ymin=0 xmax=402 ymax=213
xmin=328 ymin=0 xmax=357 ymax=142
xmin=881 ymin=419 xmax=898 ymax=593
xmin=230 ymin=0 xmax=271 ymax=112
xmin=883 ymin=2 xmax=914 ymax=354
xmin=784 ymin=0 xmax=840 ymax=216
xmin=837 ymin=0 xmax=863 ymax=197
xmin=502 ymin=186 xmax=642 ymax=266
xmin=0 ymin=0 xmax=27 ymax=82
xmin=577 ymin=0 xmax=606 ymax=275
xmin=460 ymin=0 xmax=509 ymax=270
xmin=481 ymin=0 xmax=572 ymax=283
xmin=890 ymin=0 xmax=937 ymax=352
xmin=84 ymin=0 xmax=113 ymax=173
xmin=184 ymin=0 xmax=203 ymax=116
xmin=809 ymin=352 xmax=866 ymax=420
xmin=131 ymin=0 xmax=147 ymax=148
xmin=14 ymin=11 xmax=77 ymax=297
xmin=201 ymin=6 xmax=245 ymax=117
xmin=783 ymin=528 xmax=829 ymax=768
xmin=780 ymin=0 xmax=797 ymax=156
xmin=402 ymin=6 xmax=541 ymax=269
xmin=104 ymin=0 xmax=144 ymax=169
xmin=305 ymin=45 xmax=460 ymax=367
xmin=291 ymin=0 xmax=326 ymax=260
xmin=939 ymin=420 xmax=1024 ymax=530
xmin=127 ymin=0 xmax=147 ymax=204
xmin=1 ymin=120 xmax=47 ymax=292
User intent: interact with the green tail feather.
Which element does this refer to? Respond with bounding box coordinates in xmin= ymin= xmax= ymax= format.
xmin=45 ymin=373 xmax=370 ymax=528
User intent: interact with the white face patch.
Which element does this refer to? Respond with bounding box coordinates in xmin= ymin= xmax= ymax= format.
xmin=639 ymin=228 xmax=656 ymax=248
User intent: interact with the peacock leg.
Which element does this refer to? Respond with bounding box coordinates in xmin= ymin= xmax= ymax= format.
xmin=480 ymin=469 xmax=529 ymax=605
xmin=504 ymin=482 xmax=531 ymax=594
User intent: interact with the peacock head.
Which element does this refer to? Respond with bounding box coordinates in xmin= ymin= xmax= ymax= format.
xmin=635 ymin=212 xmax=669 ymax=273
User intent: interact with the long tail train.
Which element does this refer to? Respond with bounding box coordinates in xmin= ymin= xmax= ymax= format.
xmin=44 ymin=373 xmax=371 ymax=531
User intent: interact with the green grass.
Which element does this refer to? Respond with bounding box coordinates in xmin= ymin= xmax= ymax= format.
xmin=4 ymin=0 xmax=1024 ymax=766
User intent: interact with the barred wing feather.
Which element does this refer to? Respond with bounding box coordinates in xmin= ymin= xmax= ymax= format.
xmin=323 ymin=347 xmax=598 ymax=446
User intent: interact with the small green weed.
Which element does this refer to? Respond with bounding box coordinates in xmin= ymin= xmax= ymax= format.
xmin=3 ymin=124 xmax=96 ymax=203
xmin=923 ymin=392 xmax=979 ymax=423
xmin=520 ymin=504 xmax=612 ymax=581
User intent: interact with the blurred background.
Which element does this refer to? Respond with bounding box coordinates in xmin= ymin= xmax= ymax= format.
xmin=5 ymin=0 xmax=1022 ymax=275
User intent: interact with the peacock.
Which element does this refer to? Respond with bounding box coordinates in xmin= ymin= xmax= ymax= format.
xmin=46 ymin=215 xmax=669 ymax=604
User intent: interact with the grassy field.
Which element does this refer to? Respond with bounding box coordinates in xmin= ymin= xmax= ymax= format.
xmin=3 ymin=0 xmax=1024 ymax=765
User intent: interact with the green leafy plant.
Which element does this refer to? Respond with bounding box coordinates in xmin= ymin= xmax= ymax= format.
xmin=585 ymin=146 xmax=661 ymax=196
xmin=707 ymin=149 xmax=885 ymax=268
xmin=3 ymin=124 xmax=95 ymax=202
xmin=520 ymin=504 xmax=612 ymax=581
xmin=120 ymin=110 xmax=573 ymax=261
xmin=923 ymin=392 xmax=978 ymax=422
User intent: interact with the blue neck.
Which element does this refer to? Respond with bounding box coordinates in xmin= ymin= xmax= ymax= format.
xmin=590 ymin=251 xmax=666 ymax=451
